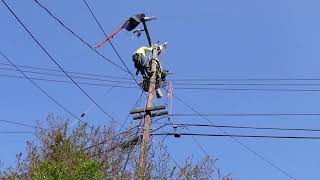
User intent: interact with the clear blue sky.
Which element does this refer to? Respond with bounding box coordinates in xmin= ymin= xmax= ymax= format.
xmin=1 ymin=0 xmax=320 ymax=179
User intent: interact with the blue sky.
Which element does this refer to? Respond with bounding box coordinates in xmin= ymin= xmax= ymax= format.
xmin=1 ymin=0 xmax=320 ymax=179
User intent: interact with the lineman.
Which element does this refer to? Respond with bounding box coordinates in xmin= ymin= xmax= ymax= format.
xmin=133 ymin=43 xmax=168 ymax=98
xmin=132 ymin=46 xmax=154 ymax=78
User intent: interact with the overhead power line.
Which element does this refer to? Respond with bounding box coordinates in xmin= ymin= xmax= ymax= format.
xmin=173 ymin=94 xmax=296 ymax=180
xmin=158 ymin=116 xmax=224 ymax=177
xmin=33 ymin=0 xmax=127 ymax=72
xmin=0 ymin=74 xmax=136 ymax=88
xmin=0 ymin=119 xmax=41 ymax=129
xmin=176 ymin=87 xmax=320 ymax=92
xmin=174 ymin=82 xmax=320 ymax=86
xmin=0 ymin=51 xmax=86 ymax=125
xmin=171 ymin=113 xmax=320 ymax=117
xmin=0 ymin=66 xmax=135 ymax=84
xmin=5 ymin=61 xmax=320 ymax=84
xmin=152 ymin=137 xmax=183 ymax=171
xmin=153 ymin=133 xmax=320 ymax=140
xmin=6 ymin=63 xmax=320 ymax=87
xmin=82 ymin=0 xmax=140 ymax=86
xmin=0 ymin=62 xmax=136 ymax=81
xmin=0 ymin=131 xmax=34 ymax=134
xmin=2 ymin=0 xmax=115 ymax=122
xmin=167 ymin=123 xmax=320 ymax=132
xmin=6 ymin=72 xmax=320 ymax=93
xmin=170 ymin=78 xmax=320 ymax=81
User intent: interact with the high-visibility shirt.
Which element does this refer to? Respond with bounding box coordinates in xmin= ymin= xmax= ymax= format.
xmin=134 ymin=46 xmax=153 ymax=56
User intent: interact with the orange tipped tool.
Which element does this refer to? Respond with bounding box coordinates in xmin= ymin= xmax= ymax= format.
xmin=95 ymin=14 xmax=145 ymax=49
xmin=95 ymin=23 xmax=126 ymax=49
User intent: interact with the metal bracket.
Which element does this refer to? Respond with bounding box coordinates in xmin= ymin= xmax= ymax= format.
xmin=133 ymin=111 xmax=168 ymax=120
xmin=130 ymin=105 xmax=166 ymax=114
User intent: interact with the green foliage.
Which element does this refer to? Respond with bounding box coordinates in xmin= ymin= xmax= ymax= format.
xmin=31 ymin=157 xmax=100 ymax=180
xmin=0 ymin=114 xmax=232 ymax=180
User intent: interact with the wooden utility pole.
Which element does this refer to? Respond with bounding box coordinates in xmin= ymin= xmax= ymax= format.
xmin=138 ymin=18 xmax=157 ymax=179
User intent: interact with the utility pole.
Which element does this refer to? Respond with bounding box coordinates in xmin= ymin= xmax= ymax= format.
xmin=123 ymin=13 xmax=167 ymax=179
xmin=138 ymin=54 xmax=158 ymax=179
xmin=93 ymin=13 xmax=166 ymax=178
xmin=138 ymin=17 xmax=157 ymax=179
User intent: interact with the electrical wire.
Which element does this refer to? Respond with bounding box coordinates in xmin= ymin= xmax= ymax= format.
xmin=174 ymin=82 xmax=320 ymax=86
xmin=0 ymin=74 xmax=136 ymax=88
xmin=189 ymin=135 xmax=222 ymax=178
xmin=170 ymin=113 xmax=320 ymax=117
xmin=0 ymin=131 xmax=34 ymax=134
xmin=118 ymin=90 xmax=145 ymax=176
xmin=82 ymin=0 xmax=140 ymax=86
xmin=153 ymin=133 xmax=320 ymax=140
xmin=173 ymin=94 xmax=296 ymax=180
xmin=2 ymin=0 xmax=115 ymax=122
xmin=85 ymin=125 xmax=140 ymax=151
xmin=0 ymin=51 xmax=87 ymax=125
xmin=0 ymin=62 xmax=136 ymax=81
xmin=170 ymin=78 xmax=320 ymax=81
xmin=0 ymin=119 xmax=41 ymax=129
xmin=151 ymin=121 xmax=223 ymax=177
xmin=6 ymin=64 xmax=320 ymax=89
xmin=164 ymin=123 xmax=320 ymax=132
xmin=33 ymin=0 xmax=126 ymax=72
xmin=7 ymin=73 xmax=320 ymax=93
xmin=118 ymin=90 xmax=144 ymax=132
xmin=0 ymin=66 xmax=135 ymax=84
xmin=6 ymin=62 xmax=320 ymax=85
xmin=152 ymin=137 xmax=183 ymax=172
xmin=175 ymin=87 xmax=320 ymax=92
xmin=120 ymin=121 xmax=143 ymax=177
xmin=86 ymin=89 xmax=144 ymax=152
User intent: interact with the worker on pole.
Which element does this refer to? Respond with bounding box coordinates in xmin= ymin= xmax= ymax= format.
xmin=132 ymin=46 xmax=154 ymax=78
xmin=133 ymin=42 xmax=169 ymax=99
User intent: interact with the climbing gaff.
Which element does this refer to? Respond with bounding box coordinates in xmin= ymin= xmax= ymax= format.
xmin=95 ymin=13 xmax=156 ymax=48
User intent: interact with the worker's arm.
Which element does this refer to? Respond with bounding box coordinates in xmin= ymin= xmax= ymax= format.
xmin=143 ymin=46 xmax=153 ymax=52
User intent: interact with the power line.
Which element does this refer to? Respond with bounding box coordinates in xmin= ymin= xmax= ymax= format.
xmin=32 ymin=0 xmax=127 ymax=72
xmin=170 ymin=78 xmax=320 ymax=81
xmin=173 ymin=94 xmax=296 ymax=180
xmin=5 ymin=61 xmax=320 ymax=90
xmin=153 ymin=133 xmax=320 ymax=140
xmin=0 ymin=66 xmax=135 ymax=84
xmin=118 ymin=90 xmax=144 ymax=132
xmin=6 ymin=63 xmax=320 ymax=88
xmin=167 ymin=123 xmax=320 ymax=132
xmin=151 ymin=104 xmax=221 ymax=177
xmin=82 ymin=0 xmax=140 ymax=86
xmin=189 ymin=135 xmax=222 ymax=178
xmin=2 ymin=0 xmax=115 ymax=121
xmin=119 ymin=91 xmax=144 ymax=177
xmin=7 ymin=73 xmax=320 ymax=93
xmin=174 ymin=82 xmax=320 ymax=86
xmin=151 ymin=137 xmax=183 ymax=172
xmin=5 ymin=61 xmax=320 ymax=85
xmin=0 ymin=74 xmax=136 ymax=88
xmin=85 ymin=125 xmax=140 ymax=151
xmin=0 ymin=119 xmax=40 ymax=129
xmin=0 ymin=51 xmax=87 ymax=125
xmin=88 ymin=91 xmax=144 ymax=158
xmin=171 ymin=113 xmax=320 ymax=117
xmin=0 ymin=62 xmax=136 ymax=81
xmin=175 ymin=87 xmax=320 ymax=92
xmin=160 ymin=116 xmax=223 ymax=177
xmin=0 ymin=131 xmax=34 ymax=134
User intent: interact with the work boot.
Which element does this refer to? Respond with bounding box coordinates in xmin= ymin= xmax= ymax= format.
xmin=156 ymin=88 xmax=163 ymax=98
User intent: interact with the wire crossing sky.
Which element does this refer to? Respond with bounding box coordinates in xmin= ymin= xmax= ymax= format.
xmin=1 ymin=0 xmax=320 ymax=179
